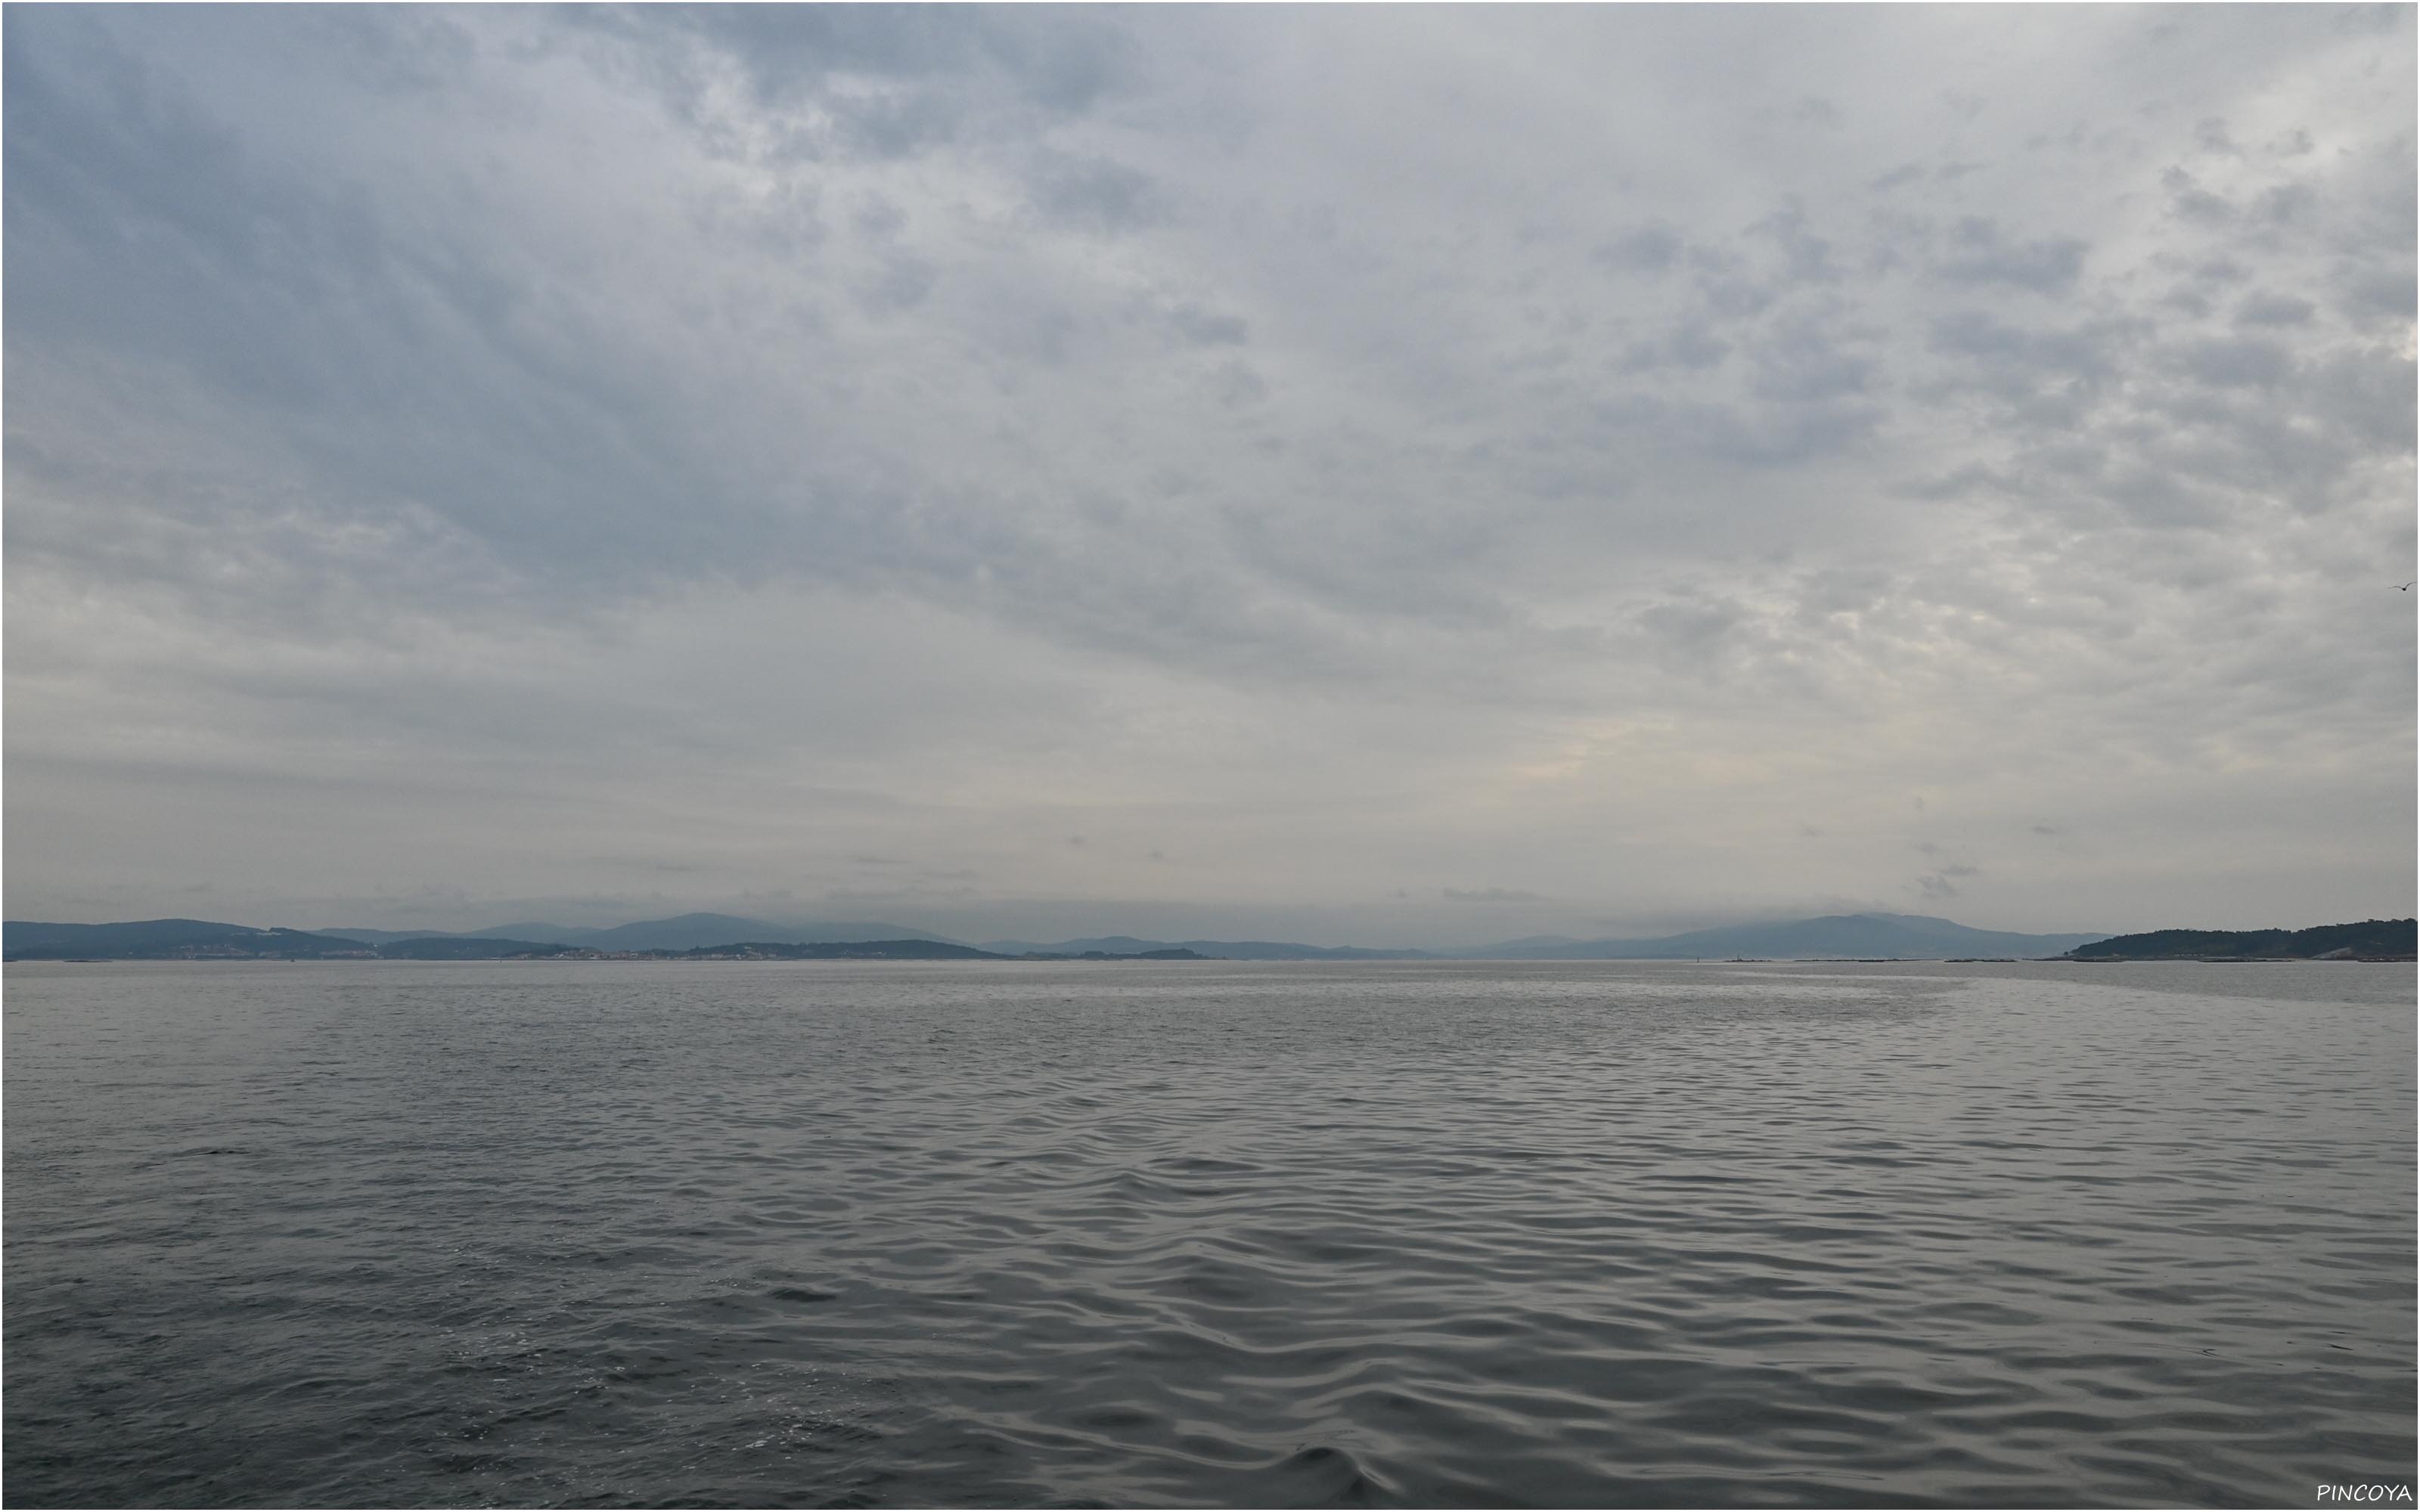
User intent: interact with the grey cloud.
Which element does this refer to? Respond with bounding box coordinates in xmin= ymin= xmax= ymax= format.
xmin=2254 ymin=181 xmax=2318 ymax=228
xmin=1745 ymin=319 xmax=1877 ymax=404
xmin=594 ymin=857 xmax=706 ymax=875
xmin=1594 ymin=223 xmax=1683 ymax=274
xmin=1939 ymin=89 xmax=1986 ymax=122
xmin=1164 ymin=302 xmax=1249 ymax=346
xmin=825 ymin=882 xmax=981 ymax=903
xmin=2163 ymin=166 xmax=2237 ymax=225
xmin=569 ymin=5 xmax=1139 ymax=155
xmin=1444 ymin=888 xmax=1547 ymax=904
xmin=855 ymin=253 xmax=937 ymax=314
xmin=2163 ymin=286 xmax=2214 ymax=318
xmin=1634 ymin=595 xmax=1760 ymax=678
xmin=1694 ymin=273 xmax=1776 ymax=321
xmin=1751 ymin=200 xmax=1839 ymax=285
xmin=6 ymin=20 xmax=811 ymax=610
xmin=1903 ymin=463 xmax=2015 ymax=503
xmin=2168 ymin=335 xmax=2294 ymax=389
xmin=2332 ymin=260 xmax=2416 ymax=319
xmin=1686 ymin=247 xmax=1780 ymax=319
xmin=1915 ymin=873 xmax=1961 ymax=900
xmin=855 ymin=194 xmax=908 ymax=240
xmin=1619 ymin=318 xmax=1729 ymax=374
xmin=2332 ymin=5 xmax=2406 ymax=36
xmin=2303 ymin=345 xmax=2418 ymax=454
xmin=2234 ymin=290 xmax=2315 ymax=326
xmin=1912 ymin=863 xmax=1981 ymax=901
xmin=828 ymin=90 xmax=966 ymax=160
xmin=1924 ymin=310 xmax=2135 ymax=409
xmin=1596 ymin=393 xmax=1885 ymax=469
xmin=294 ymin=8 xmax=480 ymax=98
xmin=1936 ymin=217 xmax=2088 ymax=291
xmin=1026 ymin=151 xmax=1165 ymax=233
xmin=1210 ymin=361 xmax=1268 ymax=407
xmin=2192 ymin=117 xmax=2239 ymax=155
xmin=974 ymin=300 xmax=1081 ymax=366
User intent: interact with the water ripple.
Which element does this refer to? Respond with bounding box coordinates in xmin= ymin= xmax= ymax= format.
xmin=6 ymin=959 xmax=2412 ymax=1506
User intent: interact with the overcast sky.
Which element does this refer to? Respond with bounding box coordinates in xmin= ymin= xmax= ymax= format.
xmin=5 ymin=5 xmax=2413 ymax=945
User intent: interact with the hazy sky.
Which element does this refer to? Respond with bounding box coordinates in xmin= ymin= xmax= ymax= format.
xmin=5 ymin=5 xmax=2413 ymax=945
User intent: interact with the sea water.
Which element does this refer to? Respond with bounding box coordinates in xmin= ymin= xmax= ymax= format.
xmin=5 ymin=959 xmax=2411 ymax=1506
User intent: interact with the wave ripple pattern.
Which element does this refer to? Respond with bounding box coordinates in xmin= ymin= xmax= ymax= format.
xmin=6 ymin=960 xmax=2412 ymax=1507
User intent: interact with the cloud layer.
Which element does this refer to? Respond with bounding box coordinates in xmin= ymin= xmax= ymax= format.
xmin=7 ymin=5 xmax=2412 ymax=941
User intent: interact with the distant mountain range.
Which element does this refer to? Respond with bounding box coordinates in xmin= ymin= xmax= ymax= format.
xmin=1455 ymin=912 xmax=2111 ymax=960
xmin=993 ymin=916 xmax=2108 ymax=961
xmin=2 ymin=919 xmax=380 ymax=960
xmin=976 ymin=936 xmax=1431 ymax=961
xmin=0 ymin=919 xmax=1202 ymax=962
xmin=311 ymin=912 xmax=954 ymax=951
xmin=0 ymin=909 xmax=2145 ymax=964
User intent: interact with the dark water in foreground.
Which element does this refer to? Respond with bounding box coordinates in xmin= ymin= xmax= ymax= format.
xmin=5 ymin=959 xmax=2412 ymax=1507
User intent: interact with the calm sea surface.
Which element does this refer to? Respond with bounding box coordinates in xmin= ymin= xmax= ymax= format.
xmin=5 ymin=959 xmax=2412 ymax=1507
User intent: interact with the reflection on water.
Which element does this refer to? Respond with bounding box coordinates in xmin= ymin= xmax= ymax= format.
xmin=6 ymin=959 xmax=2412 ymax=1506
